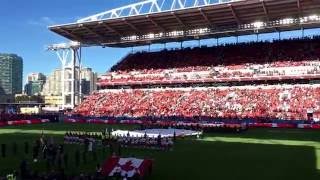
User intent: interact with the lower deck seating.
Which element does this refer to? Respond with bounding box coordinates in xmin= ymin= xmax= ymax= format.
xmin=74 ymin=84 xmax=320 ymax=121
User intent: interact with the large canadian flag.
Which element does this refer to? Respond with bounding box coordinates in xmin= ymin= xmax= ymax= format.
xmin=102 ymin=157 xmax=152 ymax=178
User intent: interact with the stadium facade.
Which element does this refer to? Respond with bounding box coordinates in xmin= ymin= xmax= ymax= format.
xmin=49 ymin=0 xmax=320 ymax=123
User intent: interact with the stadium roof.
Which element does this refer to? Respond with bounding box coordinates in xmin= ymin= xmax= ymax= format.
xmin=49 ymin=0 xmax=320 ymax=47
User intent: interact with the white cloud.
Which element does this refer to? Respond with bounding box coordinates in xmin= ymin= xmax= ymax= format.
xmin=27 ymin=16 xmax=55 ymax=26
xmin=41 ymin=17 xmax=55 ymax=25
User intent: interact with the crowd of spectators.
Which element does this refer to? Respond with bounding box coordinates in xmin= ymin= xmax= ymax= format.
xmin=74 ymin=84 xmax=320 ymax=121
xmin=99 ymin=37 xmax=320 ymax=85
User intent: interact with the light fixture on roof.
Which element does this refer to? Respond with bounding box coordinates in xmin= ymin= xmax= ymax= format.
xmin=280 ymin=18 xmax=294 ymax=25
xmin=198 ymin=28 xmax=209 ymax=34
xmin=170 ymin=30 xmax=184 ymax=37
xmin=308 ymin=15 xmax=319 ymax=21
xmin=252 ymin=21 xmax=264 ymax=29
xmin=148 ymin=33 xmax=155 ymax=39
xmin=130 ymin=35 xmax=137 ymax=40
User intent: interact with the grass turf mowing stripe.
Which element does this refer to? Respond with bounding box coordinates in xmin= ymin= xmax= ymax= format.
xmin=200 ymin=136 xmax=320 ymax=170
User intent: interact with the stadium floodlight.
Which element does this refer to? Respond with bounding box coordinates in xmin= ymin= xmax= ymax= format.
xmin=300 ymin=17 xmax=308 ymax=23
xmin=130 ymin=35 xmax=137 ymax=40
xmin=300 ymin=15 xmax=320 ymax=23
xmin=199 ymin=28 xmax=209 ymax=34
xmin=252 ymin=21 xmax=264 ymax=29
xmin=148 ymin=33 xmax=155 ymax=39
xmin=169 ymin=30 xmax=184 ymax=37
xmin=280 ymin=18 xmax=294 ymax=25
xmin=308 ymin=15 xmax=319 ymax=21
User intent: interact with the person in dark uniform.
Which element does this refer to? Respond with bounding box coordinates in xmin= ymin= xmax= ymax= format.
xmin=63 ymin=153 xmax=68 ymax=168
xmin=24 ymin=142 xmax=29 ymax=154
xmin=82 ymin=151 xmax=87 ymax=163
xmin=20 ymin=159 xmax=28 ymax=179
xmin=75 ymin=150 xmax=80 ymax=167
xmin=1 ymin=144 xmax=6 ymax=157
xmin=32 ymin=144 xmax=39 ymax=162
xmin=12 ymin=142 xmax=17 ymax=155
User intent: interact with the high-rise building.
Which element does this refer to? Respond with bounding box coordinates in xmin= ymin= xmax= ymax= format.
xmin=81 ymin=67 xmax=97 ymax=95
xmin=24 ymin=73 xmax=46 ymax=96
xmin=42 ymin=69 xmax=62 ymax=96
xmin=0 ymin=54 xmax=23 ymax=103
xmin=27 ymin=72 xmax=46 ymax=82
xmin=42 ymin=67 xmax=97 ymax=108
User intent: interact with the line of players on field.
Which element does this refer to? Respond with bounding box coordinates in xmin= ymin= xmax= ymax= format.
xmin=64 ymin=131 xmax=174 ymax=151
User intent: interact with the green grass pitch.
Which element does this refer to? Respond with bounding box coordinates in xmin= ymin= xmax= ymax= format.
xmin=0 ymin=123 xmax=320 ymax=180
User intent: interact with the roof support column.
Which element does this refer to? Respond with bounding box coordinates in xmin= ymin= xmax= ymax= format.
xmin=261 ymin=0 xmax=270 ymax=21
xmin=171 ymin=12 xmax=186 ymax=28
xmin=229 ymin=4 xmax=241 ymax=25
xmin=297 ymin=0 xmax=302 ymax=17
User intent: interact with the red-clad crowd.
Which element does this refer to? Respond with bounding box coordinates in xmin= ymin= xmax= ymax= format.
xmin=74 ymin=37 xmax=320 ymax=122
xmin=99 ymin=38 xmax=320 ymax=86
xmin=74 ymin=85 xmax=320 ymax=121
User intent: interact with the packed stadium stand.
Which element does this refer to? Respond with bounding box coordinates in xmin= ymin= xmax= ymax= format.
xmin=74 ymin=37 xmax=320 ymax=122
xmin=75 ymin=84 xmax=320 ymax=120
xmin=98 ymin=37 xmax=320 ymax=87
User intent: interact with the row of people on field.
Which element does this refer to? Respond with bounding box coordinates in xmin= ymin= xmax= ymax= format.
xmin=64 ymin=131 xmax=174 ymax=151
xmin=116 ymin=135 xmax=173 ymax=150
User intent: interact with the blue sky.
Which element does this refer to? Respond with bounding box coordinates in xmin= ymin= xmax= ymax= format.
xmin=0 ymin=0 xmax=319 ymax=84
xmin=0 ymin=0 xmax=140 ymax=83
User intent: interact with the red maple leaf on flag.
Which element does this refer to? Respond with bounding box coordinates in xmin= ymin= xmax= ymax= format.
xmin=120 ymin=160 xmax=135 ymax=171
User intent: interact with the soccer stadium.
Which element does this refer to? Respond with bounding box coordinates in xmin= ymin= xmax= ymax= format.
xmin=1 ymin=0 xmax=320 ymax=179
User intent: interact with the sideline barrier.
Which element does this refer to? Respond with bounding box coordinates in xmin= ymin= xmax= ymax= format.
xmin=0 ymin=119 xmax=50 ymax=127
xmin=65 ymin=119 xmax=143 ymax=125
xmin=64 ymin=118 xmax=320 ymax=129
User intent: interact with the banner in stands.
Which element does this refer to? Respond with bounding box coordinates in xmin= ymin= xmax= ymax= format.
xmin=0 ymin=119 xmax=50 ymax=127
